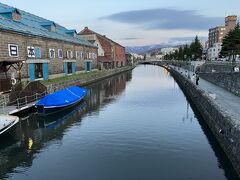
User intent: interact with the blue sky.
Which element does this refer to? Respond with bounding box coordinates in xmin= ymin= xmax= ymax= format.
xmin=1 ymin=0 xmax=240 ymax=46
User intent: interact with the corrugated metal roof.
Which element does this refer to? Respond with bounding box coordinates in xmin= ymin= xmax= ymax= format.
xmin=0 ymin=3 xmax=96 ymax=48
xmin=0 ymin=7 xmax=18 ymax=14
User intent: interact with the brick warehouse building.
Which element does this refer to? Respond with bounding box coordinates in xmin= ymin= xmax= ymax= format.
xmin=78 ymin=27 xmax=126 ymax=69
xmin=0 ymin=3 xmax=97 ymax=92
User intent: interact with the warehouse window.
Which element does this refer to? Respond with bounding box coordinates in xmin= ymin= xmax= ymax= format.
xmin=49 ymin=49 xmax=55 ymax=58
xmin=58 ymin=49 xmax=63 ymax=58
xmin=67 ymin=50 xmax=73 ymax=59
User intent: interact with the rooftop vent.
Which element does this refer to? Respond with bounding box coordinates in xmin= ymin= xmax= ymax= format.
xmin=0 ymin=8 xmax=21 ymax=21
xmin=40 ymin=21 xmax=56 ymax=32
xmin=65 ymin=29 xmax=77 ymax=37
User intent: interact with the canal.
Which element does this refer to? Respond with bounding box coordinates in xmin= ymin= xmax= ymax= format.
xmin=0 ymin=65 xmax=239 ymax=180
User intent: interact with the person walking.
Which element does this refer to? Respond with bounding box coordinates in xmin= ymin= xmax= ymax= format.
xmin=196 ymin=72 xmax=200 ymax=85
xmin=191 ymin=73 xmax=196 ymax=83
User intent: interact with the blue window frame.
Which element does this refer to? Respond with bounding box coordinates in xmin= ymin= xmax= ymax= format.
xmin=35 ymin=47 xmax=41 ymax=58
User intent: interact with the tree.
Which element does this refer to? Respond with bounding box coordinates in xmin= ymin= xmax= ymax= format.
xmin=189 ymin=36 xmax=203 ymax=60
xmin=220 ymin=23 xmax=240 ymax=62
xmin=178 ymin=47 xmax=184 ymax=60
xmin=163 ymin=36 xmax=203 ymax=61
xmin=183 ymin=44 xmax=190 ymax=60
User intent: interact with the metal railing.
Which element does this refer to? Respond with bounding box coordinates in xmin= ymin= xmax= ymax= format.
xmin=0 ymin=91 xmax=47 ymax=114
xmin=0 ymin=66 xmax=133 ymax=114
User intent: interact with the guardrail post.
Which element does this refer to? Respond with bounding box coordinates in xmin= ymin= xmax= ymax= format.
xmin=17 ymin=98 xmax=19 ymax=109
xmin=25 ymin=96 xmax=27 ymax=105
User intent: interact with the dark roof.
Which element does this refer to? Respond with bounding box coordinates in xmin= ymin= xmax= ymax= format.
xmin=0 ymin=3 xmax=96 ymax=48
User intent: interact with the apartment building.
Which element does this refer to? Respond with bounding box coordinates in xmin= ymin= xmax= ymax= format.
xmin=208 ymin=15 xmax=237 ymax=48
xmin=207 ymin=43 xmax=222 ymax=61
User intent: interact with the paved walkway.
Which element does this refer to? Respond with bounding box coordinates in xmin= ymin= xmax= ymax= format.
xmin=173 ymin=66 xmax=240 ymax=123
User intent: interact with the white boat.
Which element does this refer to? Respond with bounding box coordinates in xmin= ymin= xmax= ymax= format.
xmin=0 ymin=115 xmax=19 ymax=135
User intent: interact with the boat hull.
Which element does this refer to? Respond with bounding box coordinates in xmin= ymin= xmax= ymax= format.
xmin=36 ymin=97 xmax=85 ymax=116
xmin=0 ymin=116 xmax=19 ymax=135
xmin=35 ymin=86 xmax=88 ymax=116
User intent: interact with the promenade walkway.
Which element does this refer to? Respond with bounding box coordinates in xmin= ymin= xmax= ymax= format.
xmin=173 ymin=66 xmax=240 ymax=123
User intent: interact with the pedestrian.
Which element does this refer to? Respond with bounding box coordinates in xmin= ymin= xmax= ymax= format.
xmin=185 ymin=71 xmax=188 ymax=78
xmin=191 ymin=73 xmax=196 ymax=83
xmin=196 ymin=72 xmax=200 ymax=85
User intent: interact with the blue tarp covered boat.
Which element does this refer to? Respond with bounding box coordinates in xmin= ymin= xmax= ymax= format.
xmin=35 ymin=86 xmax=87 ymax=115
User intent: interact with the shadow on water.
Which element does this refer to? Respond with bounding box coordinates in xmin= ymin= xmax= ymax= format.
xmin=0 ymin=71 xmax=132 ymax=179
xmin=167 ymin=66 xmax=239 ymax=180
xmin=185 ymin=96 xmax=239 ymax=179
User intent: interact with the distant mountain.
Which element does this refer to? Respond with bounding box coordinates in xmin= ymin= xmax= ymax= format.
xmin=126 ymin=36 xmax=208 ymax=54
xmin=126 ymin=44 xmax=167 ymax=54
xmin=126 ymin=43 xmax=182 ymax=54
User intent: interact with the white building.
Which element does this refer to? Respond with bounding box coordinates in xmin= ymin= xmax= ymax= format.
xmin=132 ymin=53 xmax=144 ymax=60
xmin=207 ymin=43 xmax=222 ymax=61
xmin=161 ymin=47 xmax=179 ymax=55
xmin=155 ymin=54 xmax=164 ymax=60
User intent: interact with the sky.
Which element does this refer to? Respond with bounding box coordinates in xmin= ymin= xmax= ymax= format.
xmin=1 ymin=0 xmax=240 ymax=46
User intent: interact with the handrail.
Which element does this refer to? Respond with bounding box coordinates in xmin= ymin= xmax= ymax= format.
xmin=0 ymin=91 xmax=47 ymax=113
xmin=1 ymin=67 xmax=132 ymax=114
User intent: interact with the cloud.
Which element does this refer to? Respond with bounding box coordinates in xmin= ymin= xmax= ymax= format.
xmin=101 ymin=8 xmax=223 ymax=30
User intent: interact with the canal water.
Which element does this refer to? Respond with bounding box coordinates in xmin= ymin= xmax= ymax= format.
xmin=0 ymin=65 xmax=239 ymax=180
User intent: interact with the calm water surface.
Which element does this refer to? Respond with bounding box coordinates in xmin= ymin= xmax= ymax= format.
xmin=0 ymin=65 xmax=238 ymax=180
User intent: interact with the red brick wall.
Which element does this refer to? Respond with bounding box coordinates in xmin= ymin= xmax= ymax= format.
xmin=79 ymin=28 xmax=126 ymax=67
xmin=115 ymin=45 xmax=125 ymax=67
xmin=97 ymin=35 xmax=112 ymax=61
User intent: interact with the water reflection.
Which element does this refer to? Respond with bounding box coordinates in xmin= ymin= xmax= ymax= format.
xmin=0 ymin=71 xmax=132 ymax=179
xmin=179 ymin=81 xmax=239 ymax=180
xmin=0 ymin=66 xmax=238 ymax=180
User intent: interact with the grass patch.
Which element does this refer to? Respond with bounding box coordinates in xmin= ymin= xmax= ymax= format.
xmin=41 ymin=70 xmax=109 ymax=86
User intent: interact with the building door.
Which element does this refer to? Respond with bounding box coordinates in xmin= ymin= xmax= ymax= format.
xmin=86 ymin=62 xmax=90 ymax=71
xmin=34 ymin=63 xmax=43 ymax=79
xmin=67 ymin=62 xmax=72 ymax=74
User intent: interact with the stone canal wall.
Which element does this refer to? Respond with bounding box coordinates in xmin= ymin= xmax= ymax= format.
xmin=199 ymin=72 xmax=240 ymax=96
xmin=169 ymin=67 xmax=240 ymax=176
xmin=0 ymin=66 xmax=135 ymax=114
xmin=199 ymin=63 xmax=237 ymax=73
xmin=46 ymin=66 xmax=135 ymax=93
